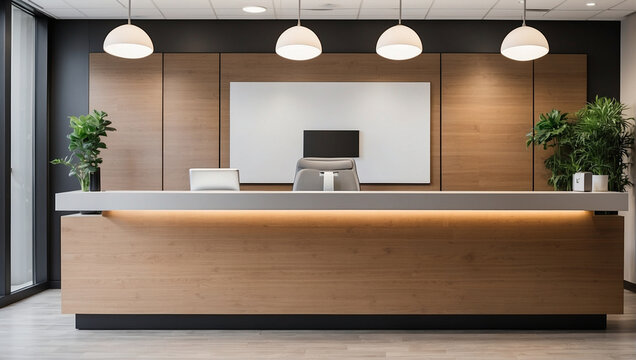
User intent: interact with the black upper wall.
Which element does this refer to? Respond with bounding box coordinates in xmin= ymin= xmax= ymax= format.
xmin=48 ymin=19 xmax=621 ymax=283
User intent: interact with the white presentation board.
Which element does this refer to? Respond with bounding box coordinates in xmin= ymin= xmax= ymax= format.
xmin=229 ymin=82 xmax=431 ymax=184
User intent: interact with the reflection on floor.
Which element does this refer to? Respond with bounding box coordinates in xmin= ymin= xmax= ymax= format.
xmin=0 ymin=289 xmax=635 ymax=360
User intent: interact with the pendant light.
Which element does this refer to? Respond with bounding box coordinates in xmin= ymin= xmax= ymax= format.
xmin=500 ymin=0 xmax=549 ymax=61
xmin=275 ymin=0 xmax=322 ymax=61
xmin=103 ymin=0 xmax=154 ymax=59
xmin=376 ymin=0 xmax=422 ymax=61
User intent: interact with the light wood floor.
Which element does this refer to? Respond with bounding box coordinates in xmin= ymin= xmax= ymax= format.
xmin=0 ymin=290 xmax=635 ymax=360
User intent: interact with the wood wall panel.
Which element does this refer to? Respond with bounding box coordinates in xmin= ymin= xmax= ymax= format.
xmin=61 ymin=210 xmax=623 ymax=315
xmin=533 ymin=54 xmax=587 ymax=190
xmin=89 ymin=53 xmax=163 ymax=190
xmin=220 ymin=53 xmax=441 ymax=191
xmin=441 ymin=54 xmax=533 ymax=190
xmin=163 ymin=54 xmax=220 ymax=190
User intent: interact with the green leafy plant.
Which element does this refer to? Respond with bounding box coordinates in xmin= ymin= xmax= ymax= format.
xmin=527 ymin=109 xmax=580 ymax=190
xmin=527 ymin=97 xmax=634 ymax=192
xmin=51 ymin=110 xmax=116 ymax=191
xmin=574 ymin=96 xmax=634 ymax=192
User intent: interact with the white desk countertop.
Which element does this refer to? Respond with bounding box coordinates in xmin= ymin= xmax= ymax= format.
xmin=55 ymin=190 xmax=629 ymax=212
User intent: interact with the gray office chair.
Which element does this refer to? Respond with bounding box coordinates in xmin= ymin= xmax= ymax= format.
xmin=292 ymin=158 xmax=361 ymax=191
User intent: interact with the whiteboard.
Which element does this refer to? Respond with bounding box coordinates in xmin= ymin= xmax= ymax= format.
xmin=230 ymin=82 xmax=431 ymax=184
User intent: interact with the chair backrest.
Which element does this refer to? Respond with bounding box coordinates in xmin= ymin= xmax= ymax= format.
xmin=189 ymin=168 xmax=240 ymax=191
xmin=292 ymin=158 xmax=361 ymax=191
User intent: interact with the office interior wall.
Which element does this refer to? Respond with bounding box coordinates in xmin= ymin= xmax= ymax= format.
xmin=163 ymin=53 xmax=220 ymax=190
xmin=622 ymin=13 xmax=636 ymax=284
xmin=49 ymin=19 xmax=621 ymax=284
xmin=441 ymin=54 xmax=533 ymax=191
xmin=89 ymin=53 xmax=163 ymax=190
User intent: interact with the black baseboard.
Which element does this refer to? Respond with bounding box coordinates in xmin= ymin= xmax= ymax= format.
xmin=48 ymin=280 xmax=61 ymax=289
xmin=625 ymin=280 xmax=636 ymax=293
xmin=76 ymin=314 xmax=607 ymax=330
xmin=0 ymin=282 xmax=49 ymax=308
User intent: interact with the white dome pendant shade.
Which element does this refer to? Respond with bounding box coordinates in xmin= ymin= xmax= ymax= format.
xmin=103 ymin=0 xmax=153 ymax=59
xmin=376 ymin=0 xmax=422 ymax=61
xmin=501 ymin=25 xmax=549 ymax=61
xmin=276 ymin=25 xmax=322 ymax=61
xmin=500 ymin=1 xmax=549 ymax=61
xmin=276 ymin=0 xmax=322 ymax=61
xmin=376 ymin=24 xmax=422 ymax=61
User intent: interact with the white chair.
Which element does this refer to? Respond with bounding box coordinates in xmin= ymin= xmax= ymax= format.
xmin=292 ymin=158 xmax=360 ymax=191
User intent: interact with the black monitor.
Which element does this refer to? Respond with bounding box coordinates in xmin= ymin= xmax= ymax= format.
xmin=303 ymin=130 xmax=360 ymax=158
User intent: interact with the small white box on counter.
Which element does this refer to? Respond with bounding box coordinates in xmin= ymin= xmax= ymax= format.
xmin=573 ymin=172 xmax=592 ymax=192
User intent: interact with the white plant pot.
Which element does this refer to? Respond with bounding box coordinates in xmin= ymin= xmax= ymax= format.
xmin=592 ymin=175 xmax=609 ymax=192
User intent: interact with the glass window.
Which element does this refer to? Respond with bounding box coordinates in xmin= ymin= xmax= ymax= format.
xmin=10 ymin=5 xmax=35 ymax=292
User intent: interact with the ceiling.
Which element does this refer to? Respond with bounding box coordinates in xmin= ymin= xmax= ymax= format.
xmin=24 ymin=0 xmax=636 ymax=21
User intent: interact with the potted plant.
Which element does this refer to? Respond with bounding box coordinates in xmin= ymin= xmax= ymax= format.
xmin=51 ymin=110 xmax=116 ymax=192
xmin=527 ymin=109 xmax=581 ymax=191
xmin=574 ymin=97 xmax=634 ymax=192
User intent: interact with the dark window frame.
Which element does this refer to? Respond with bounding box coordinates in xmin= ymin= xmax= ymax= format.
xmin=0 ymin=0 xmax=50 ymax=308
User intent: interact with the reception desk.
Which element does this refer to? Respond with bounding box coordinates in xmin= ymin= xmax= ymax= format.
xmin=56 ymin=191 xmax=627 ymax=330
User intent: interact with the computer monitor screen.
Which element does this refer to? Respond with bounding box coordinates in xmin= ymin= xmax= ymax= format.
xmin=303 ymin=130 xmax=359 ymax=158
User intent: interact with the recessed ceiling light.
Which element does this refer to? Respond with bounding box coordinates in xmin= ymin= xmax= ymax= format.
xmin=243 ymin=6 xmax=267 ymax=14
xmin=586 ymin=2 xmax=596 ymax=6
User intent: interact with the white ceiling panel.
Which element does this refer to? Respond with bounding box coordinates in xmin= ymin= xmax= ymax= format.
xmin=359 ymin=8 xmax=429 ymax=19
xmin=44 ymin=7 xmax=85 ymax=17
xmin=611 ymin=0 xmax=636 ymax=10
xmin=118 ymin=0 xmax=158 ymax=8
xmin=28 ymin=0 xmax=632 ymax=20
xmin=484 ymin=9 xmax=548 ymax=19
xmin=426 ymin=8 xmax=489 ymax=19
xmin=361 ymin=0 xmax=433 ymax=8
xmin=358 ymin=8 xmax=397 ymax=18
xmin=215 ymin=8 xmax=276 ymax=19
xmin=64 ymin=0 xmax=123 ymax=8
xmin=80 ymin=7 xmax=163 ymax=18
xmin=277 ymin=0 xmax=361 ymax=9
xmin=153 ymin=0 xmax=213 ymax=8
xmin=211 ymin=0 xmax=272 ymax=8
xmin=27 ymin=0 xmax=71 ymax=8
xmin=431 ymin=0 xmax=498 ymax=9
xmin=493 ymin=0 xmax=565 ymax=10
xmin=543 ymin=9 xmax=602 ymax=18
xmin=399 ymin=8 xmax=430 ymax=19
xmin=160 ymin=8 xmax=216 ymax=18
xmin=278 ymin=8 xmax=360 ymax=18
xmin=556 ymin=0 xmax=624 ymax=10
xmin=589 ymin=9 xmax=635 ymax=18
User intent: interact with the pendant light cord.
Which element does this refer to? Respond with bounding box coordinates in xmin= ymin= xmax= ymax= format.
xmin=128 ymin=0 xmax=131 ymax=24
xmin=398 ymin=0 xmax=402 ymax=24
xmin=298 ymin=0 xmax=301 ymax=26
xmin=522 ymin=0 xmax=526 ymax=25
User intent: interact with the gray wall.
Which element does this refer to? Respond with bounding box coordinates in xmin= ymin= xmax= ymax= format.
xmin=48 ymin=19 xmax=622 ymax=285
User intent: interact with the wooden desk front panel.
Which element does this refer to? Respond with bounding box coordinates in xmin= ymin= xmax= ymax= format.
xmin=61 ymin=211 xmax=623 ymax=315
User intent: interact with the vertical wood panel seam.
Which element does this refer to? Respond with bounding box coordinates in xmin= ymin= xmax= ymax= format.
xmin=439 ymin=53 xmax=443 ymax=191
xmin=218 ymin=53 xmax=222 ymax=168
xmin=161 ymin=53 xmax=165 ymax=190
xmin=530 ymin=60 xmax=536 ymax=191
